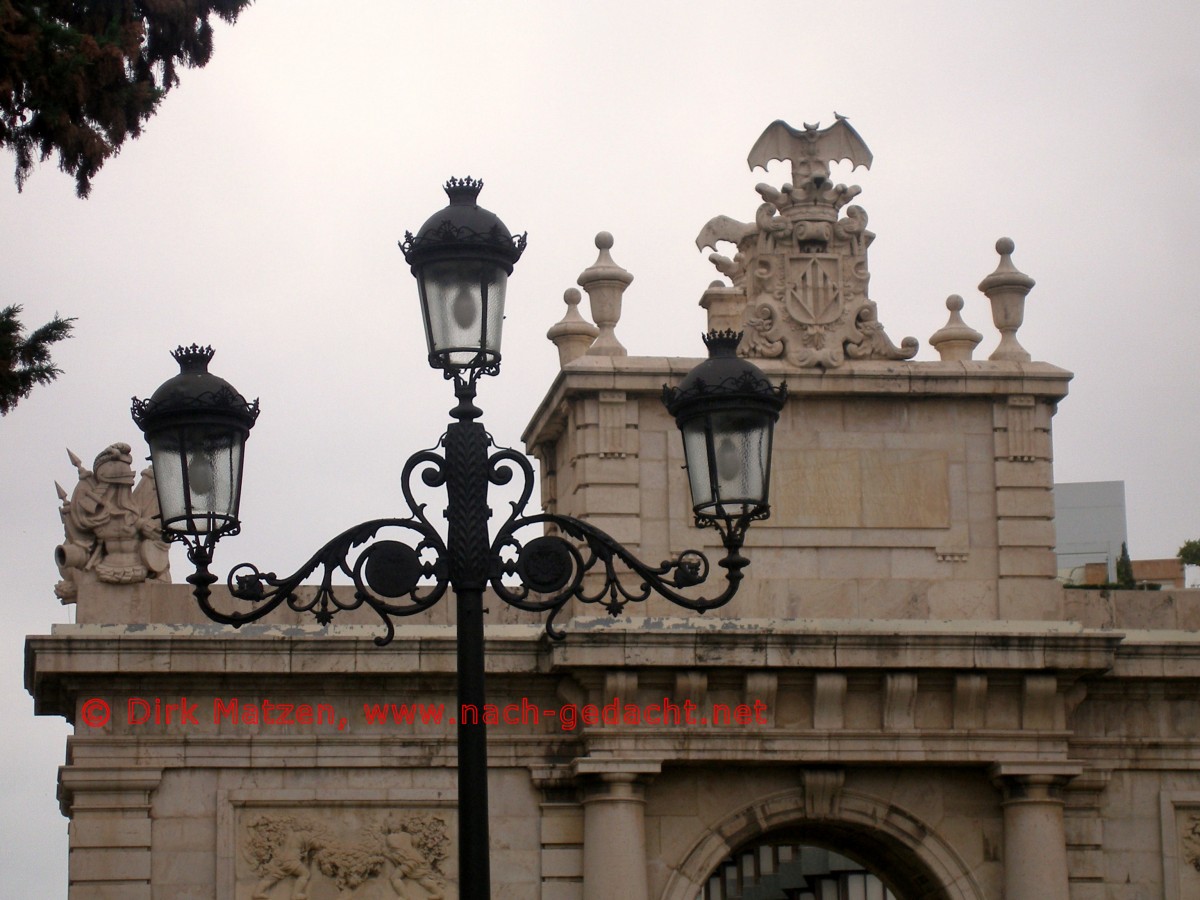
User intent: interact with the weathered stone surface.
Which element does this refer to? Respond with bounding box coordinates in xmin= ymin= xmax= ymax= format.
xmin=28 ymin=120 xmax=1200 ymax=900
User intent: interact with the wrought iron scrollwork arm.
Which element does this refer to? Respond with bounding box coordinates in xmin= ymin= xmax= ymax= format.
xmin=490 ymin=511 xmax=749 ymax=640
xmin=173 ymin=448 xmax=455 ymax=647
xmin=486 ymin=437 xmax=753 ymax=639
xmin=170 ymin=421 xmax=758 ymax=647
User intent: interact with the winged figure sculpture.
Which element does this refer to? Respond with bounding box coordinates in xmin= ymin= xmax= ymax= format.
xmin=747 ymin=114 xmax=872 ymax=186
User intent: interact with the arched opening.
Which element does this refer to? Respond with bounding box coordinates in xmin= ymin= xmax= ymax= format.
xmin=697 ymin=828 xmax=906 ymax=899
xmin=661 ymin=787 xmax=984 ymax=900
xmin=699 ymin=842 xmax=888 ymax=899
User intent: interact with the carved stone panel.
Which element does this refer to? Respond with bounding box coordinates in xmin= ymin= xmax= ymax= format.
xmin=1182 ymin=814 xmax=1200 ymax=872
xmin=223 ymin=793 xmax=457 ymax=900
xmin=1159 ymin=792 xmax=1200 ymax=900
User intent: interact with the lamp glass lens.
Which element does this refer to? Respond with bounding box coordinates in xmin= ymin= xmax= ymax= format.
xmin=682 ymin=420 xmax=716 ymax=510
xmin=419 ymin=260 xmax=506 ymax=367
xmin=150 ymin=425 xmax=243 ymax=534
xmin=682 ymin=410 xmax=770 ymax=517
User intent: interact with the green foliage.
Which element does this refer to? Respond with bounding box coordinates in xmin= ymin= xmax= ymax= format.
xmin=1179 ymin=540 xmax=1200 ymax=568
xmin=0 ymin=0 xmax=252 ymax=197
xmin=1115 ymin=541 xmax=1134 ymax=587
xmin=0 ymin=304 xmax=75 ymax=414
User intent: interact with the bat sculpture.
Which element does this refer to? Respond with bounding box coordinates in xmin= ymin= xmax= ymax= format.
xmin=747 ymin=114 xmax=873 ymax=187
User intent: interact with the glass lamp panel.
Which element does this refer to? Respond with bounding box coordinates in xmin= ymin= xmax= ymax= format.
xmin=147 ymin=431 xmax=187 ymax=529
xmin=419 ymin=259 xmax=507 ymax=367
xmin=708 ymin=409 xmax=771 ymax=514
xmin=150 ymin=425 xmax=244 ymax=534
xmin=681 ymin=419 xmax=715 ymax=511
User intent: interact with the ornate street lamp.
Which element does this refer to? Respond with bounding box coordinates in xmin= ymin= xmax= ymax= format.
xmin=130 ymin=344 xmax=259 ymax=600
xmin=401 ymin=176 xmax=526 ymax=378
xmin=664 ymin=330 xmax=786 ymax=539
xmin=132 ymin=178 xmax=784 ymax=899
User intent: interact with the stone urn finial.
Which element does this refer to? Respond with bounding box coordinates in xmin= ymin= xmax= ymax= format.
xmin=546 ymin=288 xmax=599 ymax=367
xmin=577 ymin=231 xmax=632 ymax=357
xmin=929 ymin=294 xmax=983 ymax=361
xmin=978 ymin=237 xmax=1035 ymax=362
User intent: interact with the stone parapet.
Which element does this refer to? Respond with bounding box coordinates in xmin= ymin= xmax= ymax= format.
xmin=524 ymin=357 xmax=1072 ymax=442
xmin=1065 ymin=588 xmax=1200 ymax=632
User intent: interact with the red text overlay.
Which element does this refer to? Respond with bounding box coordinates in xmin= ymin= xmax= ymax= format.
xmin=363 ymin=697 xmax=768 ymax=731
xmin=78 ymin=696 xmax=770 ymax=732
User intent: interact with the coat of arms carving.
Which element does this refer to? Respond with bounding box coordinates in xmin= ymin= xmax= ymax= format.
xmin=696 ymin=116 xmax=917 ymax=368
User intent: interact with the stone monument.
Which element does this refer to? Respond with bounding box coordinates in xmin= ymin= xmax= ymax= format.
xmin=25 ymin=118 xmax=1200 ymax=900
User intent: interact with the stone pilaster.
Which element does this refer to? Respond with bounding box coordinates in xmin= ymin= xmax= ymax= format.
xmin=59 ymin=766 xmax=163 ymax=900
xmin=991 ymin=763 xmax=1081 ymax=900
xmin=568 ymin=390 xmax=642 ymax=547
xmin=1062 ymin=771 xmax=1110 ymax=900
xmin=993 ymin=393 xmax=1060 ymax=620
xmin=574 ymin=758 xmax=660 ymax=900
xmin=532 ymin=766 xmax=584 ymax=900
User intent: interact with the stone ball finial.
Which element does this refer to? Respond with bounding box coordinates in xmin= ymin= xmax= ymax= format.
xmin=929 ymin=294 xmax=983 ymax=361
xmin=978 ymin=236 xmax=1036 ymax=362
xmin=577 ymin=231 xmax=632 ymax=357
xmin=578 ymin=231 xmax=634 ymax=288
xmin=547 ymin=287 xmax=600 ymax=368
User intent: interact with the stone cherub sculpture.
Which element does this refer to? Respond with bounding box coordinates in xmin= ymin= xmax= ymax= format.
xmin=54 ymin=443 xmax=170 ymax=602
xmin=382 ymin=816 xmax=446 ymax=899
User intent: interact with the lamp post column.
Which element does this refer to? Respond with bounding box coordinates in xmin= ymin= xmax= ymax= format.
xmin=444 ymin=381 xmax=494 ymax=898
xmin=455 ymin=583 xmax=489 ymax=896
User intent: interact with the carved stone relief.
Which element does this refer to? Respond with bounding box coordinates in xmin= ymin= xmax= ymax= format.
xmin=240 ymin=811 xmax=452 ymax=899
xmin=695 ymin=117 xmax=917 ymax=368
xmin=1159 ymin=794 xmax=1200 ymax=900
xmin=53 ymin=443 xmax=170 ymax=602
xmin=1004 ymin=395 xmax=1039 ymax=462
xmin=1184 ymin=814 xmax=1200 ymax=872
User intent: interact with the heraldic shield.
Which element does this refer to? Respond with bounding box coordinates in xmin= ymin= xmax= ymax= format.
xmin=786 ymin=255 xmax=844 ymax=326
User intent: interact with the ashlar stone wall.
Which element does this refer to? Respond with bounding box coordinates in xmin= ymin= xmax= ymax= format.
xmin=522 ymin=354 xmax=1069 ymax=625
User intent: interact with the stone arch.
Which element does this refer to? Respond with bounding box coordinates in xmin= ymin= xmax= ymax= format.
xmin=659 ymin=785 xmax=985 ymax=900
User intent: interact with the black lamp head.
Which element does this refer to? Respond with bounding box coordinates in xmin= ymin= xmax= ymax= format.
xmin=132 ymin=345 xmax=259 ymax=540
xmin=663 ymin=331 xmax=786 ymax=528
xmin=400 ymin=178 xmax=527 ymax=377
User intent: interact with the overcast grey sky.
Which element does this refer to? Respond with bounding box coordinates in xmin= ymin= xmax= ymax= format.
xmin=3 ymin=2 xmax=1198 ymax=893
